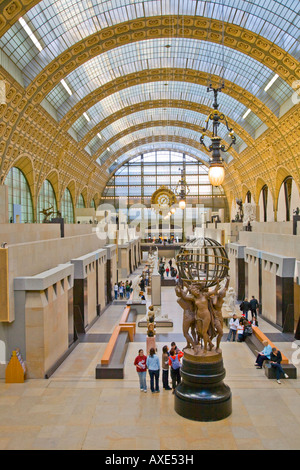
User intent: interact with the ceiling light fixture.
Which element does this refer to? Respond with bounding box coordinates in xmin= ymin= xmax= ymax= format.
xmin=200 ymin=85 xmax=236 ymax=187
xmin=19 ymin=17 xmax=43 ymax=52
xmin=61 ymin=79 xmax=72 ymax=96
xmin=242 ymin=108 xmax=251 ymax=119
xmin=264 ymin=74 xmax=279 ymax=92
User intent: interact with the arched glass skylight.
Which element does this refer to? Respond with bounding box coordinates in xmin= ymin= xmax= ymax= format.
xmin=87 ymin=107 xmax=245 ymax=157
xmin=45 ymin=38 xmax=293 ymax=120
xmin=1 ymin=0 xmax=298 ymax=81
xmin=72 ymin=80 xmax=263 ymax=140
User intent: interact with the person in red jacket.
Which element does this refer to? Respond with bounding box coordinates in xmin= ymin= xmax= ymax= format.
xmin=134 ymin=349 xmax=147 ymax=392
xmin=168 ymin=348 xmax=184 ymax=394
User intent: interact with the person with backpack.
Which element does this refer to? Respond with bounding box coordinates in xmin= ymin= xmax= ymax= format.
xmin=168 ymin=348 xmax=184 ymax=394
xmin=239 ymin=298 xmax=250 ymax=321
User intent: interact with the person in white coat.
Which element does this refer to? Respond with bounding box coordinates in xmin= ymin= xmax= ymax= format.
xmin=227 ymin=314 xmax=239 ymax=342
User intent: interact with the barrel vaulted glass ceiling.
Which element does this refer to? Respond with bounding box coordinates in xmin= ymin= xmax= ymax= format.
xmin=44 ymin=38 xmax=292 ymax=119
xmin=1 ymin=0 xmax=299 ymax=77
xmin=97 ymin=125 xmax=231 ymax=164
xmin=72 ymin=80 xmax=262 ymax=141
xmin=87 ymin=107 xmax=245 ymax=156
xmin=108 ymin=143 xmax=217 ymax=174
xmin=0 ymin=0 xmax=298 ymax=171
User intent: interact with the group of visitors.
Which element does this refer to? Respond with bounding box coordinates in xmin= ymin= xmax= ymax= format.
xmin=159 ymin=258 xmax=178 ymax=279
xmin=227 ymin=296 xmax=289 ymax=385
xmin=239 ymin=296 xmax=259 ymax=322
xmin=134 ymin=342 xmax=183 ymax=394
xmin=114 ymin=280 xmax=132 ymax=300
xmin=227 ymin=314 xmax=253 ymax=343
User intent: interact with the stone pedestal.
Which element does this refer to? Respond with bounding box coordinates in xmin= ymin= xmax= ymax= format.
xmin=146 ymin=336 xmax=157 ymax=355
xmin=151 ymin=273 xmax=161 ymax=306
xmin=174 ymin=348 xmax=232 ymax=422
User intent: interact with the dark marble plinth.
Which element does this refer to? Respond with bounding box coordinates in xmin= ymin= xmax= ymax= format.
xmin=174 ymin=349 xmax=232 ymax=422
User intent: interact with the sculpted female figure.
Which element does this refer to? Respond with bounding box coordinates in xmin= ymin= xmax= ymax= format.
xmin=175 ymin=285 xmax=197 ymax=350
xmin=210 ymin=277 xmax=229 ymax=352
xmin=187 ymin=284 xmax=216 ymax=354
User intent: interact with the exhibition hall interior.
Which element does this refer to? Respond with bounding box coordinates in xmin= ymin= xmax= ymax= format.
xmin=0 ymin=0 xmax=299 ymax=451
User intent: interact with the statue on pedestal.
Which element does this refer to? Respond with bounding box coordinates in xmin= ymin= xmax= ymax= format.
xmin=174 ymin=238 xmax=232 ymax=421
xmin=40 ymin=206 xmax=54 ymax=223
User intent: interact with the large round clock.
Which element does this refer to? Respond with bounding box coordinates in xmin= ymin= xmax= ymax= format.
xmin=151 ymin=186 xmax=177 ymax=210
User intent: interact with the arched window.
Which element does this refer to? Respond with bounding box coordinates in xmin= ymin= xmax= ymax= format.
xmin=246 ymin=191 xmax=252 ymax=203
xmin=5 ymin=167 xmax=33 ymax=223
xmin=37 ymin=179 xmax=57 ymax=223
xmin=76 ymin=193 xmax=85 ymax=209
xmin=90 ymin=198 xmax=96 ymax=210
xmin=259 ymin=185 xmax=274 ymax=222
xmin=261 ymin=185 xmax=268 ymax=222
xmin=61 ymin=188 xmax=74 ymax=223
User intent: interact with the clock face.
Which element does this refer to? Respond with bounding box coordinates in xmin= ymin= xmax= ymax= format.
xmin=151 ymin=186 xmax=176 ymax=211
xmin=157 ymin=194 xmax=170 ymax=207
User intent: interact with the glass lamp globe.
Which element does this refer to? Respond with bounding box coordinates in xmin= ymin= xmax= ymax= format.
xmin=179 ymin=199 xmax=186 ymax=210
xmin=208 ymin=164 xmax=225 ymax=187
xmin=170 ymin=207 xmax=176 ymax=214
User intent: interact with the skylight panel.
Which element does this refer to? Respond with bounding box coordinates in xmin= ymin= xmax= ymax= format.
xmin=19 ymin=17 xmax=43 ymax=52
xmin=264 ymin=74 xmax=279 ymax=92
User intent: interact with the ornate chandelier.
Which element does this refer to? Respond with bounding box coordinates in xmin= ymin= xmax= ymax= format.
xmin=174 ymin=168 xmax=190 ymax=210
xmin=200 ymin=84 xmax=236 ymax=187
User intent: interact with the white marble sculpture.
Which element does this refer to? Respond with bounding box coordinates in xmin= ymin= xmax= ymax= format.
xmin=132 ymin=275 xmax=142 ymax=301
xmin=243 ymin=202 xmax=257 ymax=226
xmin=223 ymin=287 xmax=238 ymax=314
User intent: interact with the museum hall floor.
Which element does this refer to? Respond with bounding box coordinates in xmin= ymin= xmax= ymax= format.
xmin=0 ymin=284 xmax=300 ymax=450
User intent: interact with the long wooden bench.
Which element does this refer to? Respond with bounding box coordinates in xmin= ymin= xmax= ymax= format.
xmin=245 ymin=325 xmax=297 ymax=379
xmin=95 ymin=304 xmax=137 ymax=379
xmin=252 ymin=326 xmax=289 ymax=364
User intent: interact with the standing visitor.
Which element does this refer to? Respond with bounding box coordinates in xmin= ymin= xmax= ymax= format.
xmin=125 ymin=282 xmax=131 ymax=300
xmin=161 ymin=345 xmax=172 ymax=390
xmin=139 ymin=277 xmax=145 ymax=292
xmin=255 ymin=340 xmax=272 ymax=369
xmin=170 ymin=342 xmax=180 ymax=354
xmin=119 ymin=282 xmax=124 ymax=299
xmin=146 ymin=348 xmax=160 ymax=393
xmin=134 ymin=349 xmax=147 ymax=392
xmin=166 ymin=266 xmax=170 ymax=277
xmin=114 ymin=283 xmax=118 ymax=300
xmin=169 ymin=347 xmax=184 ymax=394
xmin=240 ymin=298 xmax=250 ymax=320
xmin=250 ymin=296 xmax=259 ymax=322
xmin=237 ymin=319 xmax=245 ymax=342
xmin=227 ymin=314 xmax=239 ymax=342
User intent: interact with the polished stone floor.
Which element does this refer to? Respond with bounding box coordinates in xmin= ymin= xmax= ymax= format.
xmin=0 ymin=280 xmax=300 ymax=450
